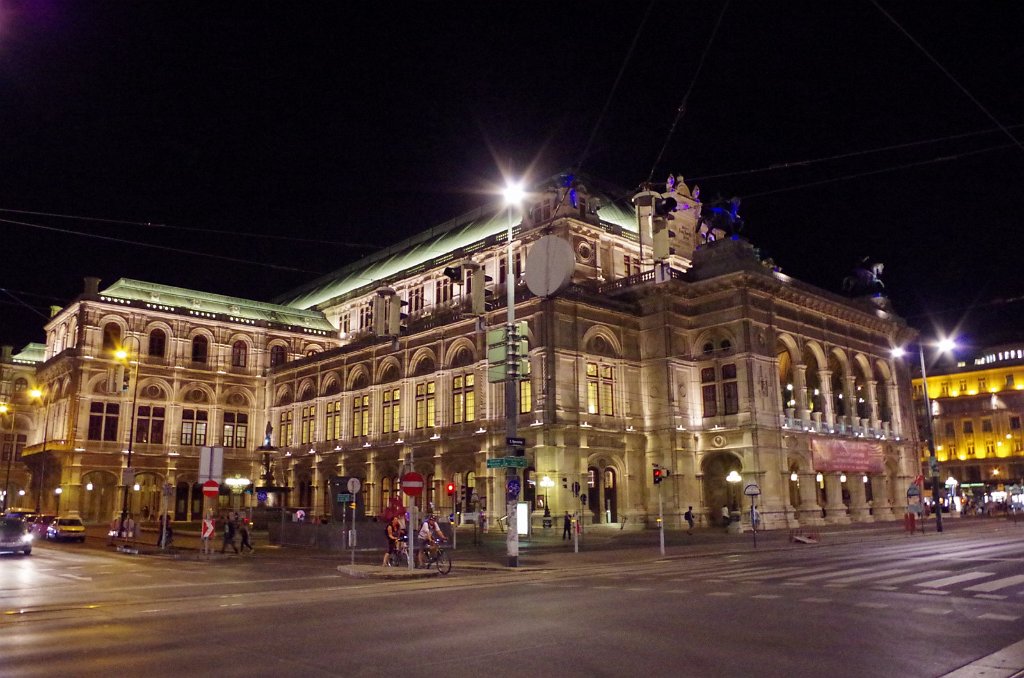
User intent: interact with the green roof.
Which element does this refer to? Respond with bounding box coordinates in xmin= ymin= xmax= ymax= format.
xmin=99 ymin=279 xmax=335 ymax=333
xmin=276 ymin=175 xmax=638 ymax=310
xmin=12 ymin=343 xmax=45 ymax=365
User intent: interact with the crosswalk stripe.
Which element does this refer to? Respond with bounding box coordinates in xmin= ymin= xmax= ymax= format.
xmin=801 ymin=597 xmax=831 ymax=603
xmin=752 ymin=594 xmax=781 ymax=599
xmin=974 ymin=594 xmax=1007 ymax=600
xmin=964 ymin=574 xmax=1024 ymax=593
xmin=916 ymin=607 xmax=951 ymax=615
xmin=876 ymin=570 xmax=951 ymax=585
xmin=978 ymin=613 xmax=1019 ymax=622
xmin=917 ymin=572 xmax=994 ymax=589
xmin=791 ymin=566 xmax=877 ymax=582
xmin=829 ymin=568 xmax=908 ymax=584
xmin=728 ymin=566 xmax=810 ymax=580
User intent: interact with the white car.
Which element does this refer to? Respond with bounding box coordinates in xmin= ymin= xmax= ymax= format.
xmin=0 ymin=517 xmax=33 ymax=555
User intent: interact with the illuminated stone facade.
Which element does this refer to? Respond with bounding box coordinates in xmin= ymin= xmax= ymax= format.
xmin=3 ymin=175 xmax=922 ymax=529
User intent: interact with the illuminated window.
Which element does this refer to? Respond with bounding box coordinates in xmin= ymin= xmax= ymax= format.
xmin=181 ymin=409 xmax=209 ymax=446
xmin=985 ymin=441 xmax=995 ymax=455
xmin=498 ymin=252 xmax=524 ymax=285
xmin=940 ymin=382 xmax=950 ymax=397
xmin=300 ymin=405 xmax=316 ymax=444
xmin=2 ymin=433 xmax=26 ymax=462
xmin=222 ymin=412 xmax=248 ymax=448
xmin=352 ymin=395 xmax=370 ymax=438
xmin=1007 ymin=374 xmax=1016 ymax=388
xmin=340 ymin=314 xmax=351 ymax=335
xmin=978 ymin=378 xmax=987 ymax=391
xmin=88 ymin=402 xmax=120 ymax=441
xmin=520 ymin=378 xmax=532 ymax=414
xmin=622 ymin=254 xmax=641 ymax=278
xmin=586 ymin=362 xmax=614 ymax=415
xmin=134 ymin=406 xmax=165 ymax=444
xmin=276 ymin=410 xmax=292 ymax=447
xmin=452 ymin=375 xmax=475 ymax=424
xmin=966 ymin=443 xmax=975 ymax=456
xmin=415 ymin=381 xmax=436 ymax=428
xmin=722 ymin=364 xmax=739 ymax=415
xmin=382 ymin=388 xmax=401 ymax=433
xmin=325 ymin=401 xmax=341 ymax=440
xmin=359 ymin=304 xmax=372 ymax=330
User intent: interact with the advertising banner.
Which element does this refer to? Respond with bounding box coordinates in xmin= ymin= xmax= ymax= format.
xmin=810 ymin=438 xmax=885 ymax=473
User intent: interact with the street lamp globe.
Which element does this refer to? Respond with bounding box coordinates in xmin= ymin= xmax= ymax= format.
xmin=502 ymin=181 xmax=525 ymax=207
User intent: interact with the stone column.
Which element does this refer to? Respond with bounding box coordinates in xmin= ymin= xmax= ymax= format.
xmin=847 ymin=474 xmax=872 ymax=522
xmin=794 ymin=364 xmax=810 ymax=421
xmin=797 ymin=472 xmax=824 ymax=525
xmin=866 ymin=380 xmax=880 ymax=429
xmin=823 ymin=472 xmax=850 ymax=524
xmin=843 ymin=376 xmax=858 ymax=429
xmin=818 ymin=369 xmax=834 ymax=427
xmin=870 ymin=474 xmax=895 ymax=520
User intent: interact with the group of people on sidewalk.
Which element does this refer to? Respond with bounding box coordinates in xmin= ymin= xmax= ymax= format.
xmin=220 ymin=512 xmax=255 ymax=555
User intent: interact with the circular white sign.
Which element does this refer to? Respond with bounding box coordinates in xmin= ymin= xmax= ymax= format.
xmin=525 ymin=235 xmax=575 ymax=298
xmin=347 ymin=477 xmax=361 ymax=494
xmin=743 ymin=483 xmax=761 ymax=496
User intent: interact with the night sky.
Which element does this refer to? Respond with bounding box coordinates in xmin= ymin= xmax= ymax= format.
xmin=1 ymin=2 xmax=1021 ymax=352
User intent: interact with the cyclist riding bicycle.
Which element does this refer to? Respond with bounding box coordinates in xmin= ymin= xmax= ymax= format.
xmin=416 ymin=515 xmax=447 ymax=568
xmin=383 ymin=515 xmax=405 ymax=567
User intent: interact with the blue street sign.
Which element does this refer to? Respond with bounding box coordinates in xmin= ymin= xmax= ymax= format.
xmin=257 ymin=490 xmax=268 ymax=503
xmin=507 ymin=477 xmax=521 ymax=497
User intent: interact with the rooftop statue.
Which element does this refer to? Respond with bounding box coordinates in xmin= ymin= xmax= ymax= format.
xmin=842 ymin=257 xmax=885 ymax=296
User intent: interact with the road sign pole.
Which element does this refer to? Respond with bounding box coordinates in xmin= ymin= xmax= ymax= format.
xmin=658 ymin=483 xmax=665 ymax=556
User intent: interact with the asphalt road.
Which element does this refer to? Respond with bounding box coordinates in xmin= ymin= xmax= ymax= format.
xmin=2 ymin=527 xmax=1023 ymax=677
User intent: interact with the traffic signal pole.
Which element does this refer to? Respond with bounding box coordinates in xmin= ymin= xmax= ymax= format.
xmin=504 ymin=200 xmax=520 ymax=568
xmin=658 ymin=482 xmax=665 ymax=556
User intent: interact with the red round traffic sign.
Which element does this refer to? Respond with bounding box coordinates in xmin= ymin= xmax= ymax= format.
xmin=202 ymin=479 xmax=220 ymax=497
xmin=401 ymin=472 xmax=424 ymax=497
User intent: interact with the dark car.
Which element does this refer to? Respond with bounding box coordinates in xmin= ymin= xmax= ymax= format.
xmin=0 ymin=517 xmax=33 ymax=555
xmin=30 ymin=514 xmax=56 ymax=537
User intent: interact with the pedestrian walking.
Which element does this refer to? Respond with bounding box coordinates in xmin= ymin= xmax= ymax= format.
xmin=721 ymin=505 xmax=730 ymax=530
xmin=684 ymin=506 xmax=695 ymax=535
xmin=221 ymin=515 xmax=239 ymax=554
xmin=124 ymin=514 xmax=136 ymax=544
xmin=239 ymin=519 xmax=254 ymax=554
xmin=562 ymin=511 xmax=572 ymax=541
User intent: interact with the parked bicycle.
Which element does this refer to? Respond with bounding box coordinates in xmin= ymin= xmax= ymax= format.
xmin=421 ymin=538 xmax=452 ymax=574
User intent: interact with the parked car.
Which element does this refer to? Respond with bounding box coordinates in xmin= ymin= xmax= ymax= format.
xmin=30 ymin=514 xmax=56 ymax=537
xmin=46 ymin=517 xmax=86 ymax=542
xmin=0 ymin=517 xmax=32 ymax=555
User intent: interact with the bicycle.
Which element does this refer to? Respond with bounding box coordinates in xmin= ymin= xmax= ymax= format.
xmin=386 ymin=536 xmax=409 ymax=568
xmin=421 ymin=538 xmax=452 ymax=574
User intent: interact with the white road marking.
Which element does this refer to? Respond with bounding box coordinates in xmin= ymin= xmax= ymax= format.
xmin=791 ymin=566 xmax=876 ymax=582
xmin=917 ymin=572 xmax=994 ymax=589
xmin=875 ymin=570 xmax=951 ymax=585
xmin=919 ymin=590 xmax=951 ymax=596
xmin=58 ymin=574 xmax=93 ymax=582
xmin=977 ymin=613 xmax=1019 ymax=622
xmin=624 ymin=587 xmax=651 ymax=592
xmin=916 ymin=607 xmax=951 ymax=615
xmin=752 ymin=594 xmax=781 ymax=599
xmin=974 ymin=594 xmax=1007 ymax=601
xmin=800 ymin=597 xmax=832 ymax=604
xmin=964 ymin=574 xmax=1024 ymax=593
xmin=707 ymin=592 xmax=735 ymax=597
xmin=854 ymin=602 xmax=889 ymax=609
xmin=829 ymin=568 xmax=909 ymax=584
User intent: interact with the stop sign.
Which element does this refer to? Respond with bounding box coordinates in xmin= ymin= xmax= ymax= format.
xmin=401 ymin=472 xmax=424 ymax=497
xmin=202 ymin=479 xmax=220 ymax=497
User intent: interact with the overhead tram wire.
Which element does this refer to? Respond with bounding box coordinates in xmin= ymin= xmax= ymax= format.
xmin=0 ymin=207 xmax=381 ymax=250
xmin=646 ymin=0 xmax=730 ymax=184
xmin=0 ymin=216 xmax=323 ymax=276
xmin=870 ymin=0 xmax=1024 ymax=156
xmin=0 ymin=288 xmax=51 ymax=320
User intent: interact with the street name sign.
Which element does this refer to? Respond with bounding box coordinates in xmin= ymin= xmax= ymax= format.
xmin=486 ymin=457 xmax=528 ymax=469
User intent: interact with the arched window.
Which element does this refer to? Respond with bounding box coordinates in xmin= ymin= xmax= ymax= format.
xmin=191 ymin=336 xmax=208 ymax=364
xmin=149 ymin=329 xmax=166 ymax=358
xmin=231 ymin=340 xmax=247 ymax=367
xmin=14 ymin=377 xmax=28 ymax=392
xmin=102 ymin=323 xmax=121 ymax=352
xmin=270 ymin=345 xmax=287 ymax=367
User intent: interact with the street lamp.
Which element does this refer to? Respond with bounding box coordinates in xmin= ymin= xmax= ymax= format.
xmin=945 ymin=475 xmax=959 ymax=514
xmin=115 ymin=339 xmax=143 ymax=539
xmin=54 ymin=486 xmax=62 ymax=516
xmin=893 ymin=337 xmax=957 ymax=533
xmin=0 ymin=403 xmax=15 ymax=512
xmin=28 ymin=387 xmax=52 ymax=514
xmin=502 ymin=179 xmax=525 ymax=568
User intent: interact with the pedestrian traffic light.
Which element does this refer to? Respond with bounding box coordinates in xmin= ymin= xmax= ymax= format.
xmin=470 ymin=266 xmax=494 ymax=315
xmin=446 ymin=482 xmax=456 ymax=496
xmin=653 ymin=467 xmax=664 ymax=485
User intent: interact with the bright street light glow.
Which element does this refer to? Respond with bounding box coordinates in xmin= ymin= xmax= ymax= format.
xmin=890 ymin=347 xmax=906 ymax=358
xmin=936 ymin=337 xmax=957 ymax=353
xmin=503 ymin=182 xmax=525 ymax=206
xmin=115 ymin=349 xmax=128 ymax=361
xmin=28 ymin=388 xmax=42 ymax=400
xmin=725 ymin=470 xmax=742 ymax=483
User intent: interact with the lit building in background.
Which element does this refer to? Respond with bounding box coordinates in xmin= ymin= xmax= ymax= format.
xmin=3 ymin=173 xmax=924 ymax=529
xmin=912 ymin=344 xmax=1024 ymax=508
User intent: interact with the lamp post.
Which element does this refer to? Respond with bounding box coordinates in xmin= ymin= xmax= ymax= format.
xmin=28 ymin=388 xmax=52 ymax=514
xmin=0 ymin=403 xmax=15 ymax=512
xmin=893 ymin=338 xmax=956 ymax=534
xmin=726 ymin=469 xmax=741 ymax=526
xmin=54 ymin=486 xmax=62 ymax=516
xmin=502 ymin=180 xmax=525 ymax=568
xmin=116 ymin=338 xmax=143 ymax=539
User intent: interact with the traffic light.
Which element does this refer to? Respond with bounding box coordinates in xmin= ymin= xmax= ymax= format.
xmin=371 ymin=294 xmax=386 ymax=336
xmin=387 ymin=295 xmax=408 ymax=336
xmin=446 ymin=482 xmax=456 ymax=496
xmin=470 ymin=266 xmax=494 ymax=315
xmin=653 ymin=468 xmax=664 ymax=485
xmin=443 ymin=266 xmax=462 ymax=284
